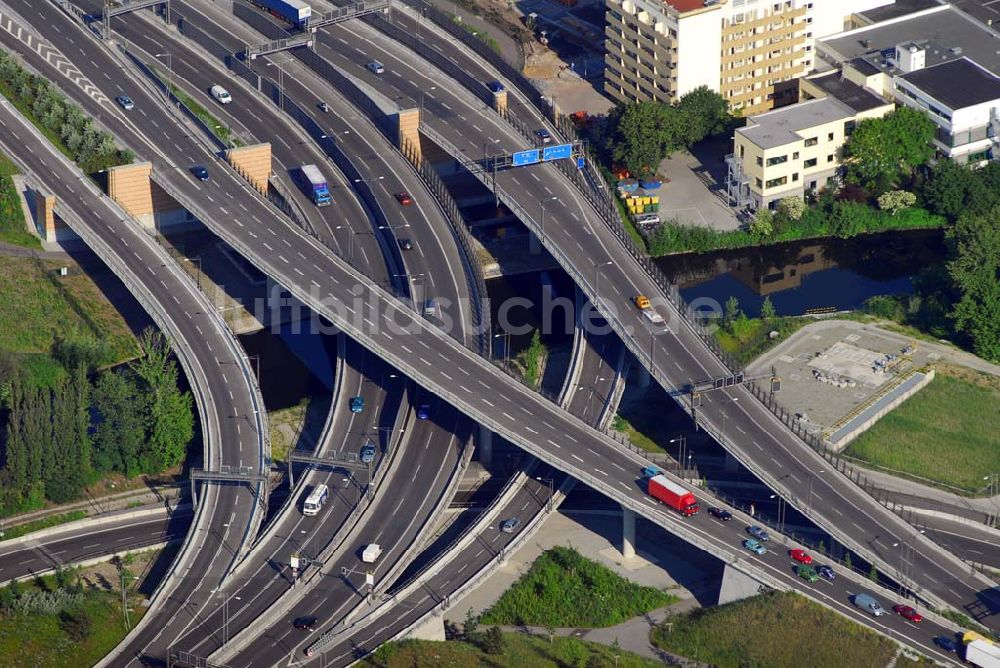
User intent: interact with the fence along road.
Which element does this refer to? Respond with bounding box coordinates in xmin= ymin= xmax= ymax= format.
xmin=24 ymin=0 xmax=1000 ymax=631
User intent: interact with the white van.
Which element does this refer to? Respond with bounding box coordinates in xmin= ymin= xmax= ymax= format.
xmin=302 ymin=484 xmax=329 ymax=516
xmin=210 ymin=85 xmax=232 ymax=104
xmin=361 ymin=543 xmax=382 ymax=563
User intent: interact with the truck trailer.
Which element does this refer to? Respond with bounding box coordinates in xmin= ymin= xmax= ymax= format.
xmin=252 ymin=0 xmax=311 ymax=28
xmin=298 ymin=164 xmax=332 ymax=206
xmin=966 ymin=639 xmax=1000 ymax=668
xmin=647 ymin=475 xmax=699 ymax=516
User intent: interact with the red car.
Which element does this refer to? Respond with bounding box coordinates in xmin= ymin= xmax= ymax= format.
xmin=893 ymin=605 xmax=923 ymax=623
xmin=394 ymin=191 xmax=413 ymax=206
xmin=789 ymin=548 xmax=813 ymax=565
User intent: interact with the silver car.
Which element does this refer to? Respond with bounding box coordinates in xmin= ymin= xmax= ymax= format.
xmin=500 ymin=517 xmax=519 ymax=533
xmin=115 ymin=95 xmax=135 ymax=111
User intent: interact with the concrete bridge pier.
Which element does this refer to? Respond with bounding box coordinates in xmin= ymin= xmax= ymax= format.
xmin=529 ymin=231 xmax=542 ymax=255
xmin=621 ymin=506 xmax=636 ymax=560
xmin=478 ymin=425 xmax=493 ymax=469
xmin=718 ymin=564 xmax=766 ymax=605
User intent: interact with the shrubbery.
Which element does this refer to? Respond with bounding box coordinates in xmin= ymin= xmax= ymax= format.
xmin=0 ymin=51 xmax=132 ymax=174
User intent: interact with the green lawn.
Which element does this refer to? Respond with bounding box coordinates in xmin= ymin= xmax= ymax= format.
xmin=364 ymin=633 xmax=670 ymax=668
xmin=480 ymin=546 xmax=678 ymax=628
xmin=714 ymin=316 xmax=811 ymax=365
xmin=0 ymin=152 xmax=41 ymax=249
xmin=0 ymin=585 xmax=145 ymax=667
xmin=845 ymin=368 xmax=1000 ymax=491
xmin=0 ymin=510 xmax=86 ymax=542
xmin=651 ymin=591 xmax=901 ymax=668
xmin=0 ymin=256 xmax=138 ymax=365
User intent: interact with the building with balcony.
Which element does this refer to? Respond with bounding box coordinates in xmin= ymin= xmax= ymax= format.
xmin=603 ymin=0 xmax=893 ymax=115
xmin=727 ymin=75 xmax=893 ymax=209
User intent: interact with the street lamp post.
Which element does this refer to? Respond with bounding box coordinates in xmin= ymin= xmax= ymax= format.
xmin=155 ymin=52 xmax=172 ymax=104
xmin=266 ymin=60 xmax=286 ymax=111
xmin=539 ymin=196 xmax=558 ymax=238
xmin=594 ymin=260 xmax=613 ymax=301
xmin=420 ymin=85 xmax=436 ymax=116
xmin=184 ymin=256 xmax=202 ymax=290
xmin=769 ymin=493 xmax=786 ymax=532
xmin=808 ymin=469 xmax=825 ymax=512
xmin=536 ymin=476 xmax=554 ymax=512
xmin=493 ymin=330 xmax=511 ymax=371
xmin=668 ymin=435 xmax=687 ymax=470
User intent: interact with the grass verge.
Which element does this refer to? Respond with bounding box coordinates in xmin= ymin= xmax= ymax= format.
xmin=651 ymin=591 xmax=900 ymax=668
xmin=0 ymin=151 xmax=41 ymax=249
xmin=268 ymin=399 xmax=310 ymax=464
xmin=157 ymin=73 xmax=237 ymax=148
xmin=0 ymin=578 xmax=146 ymax=667
xmin=845 ymin=365 xmax=1000 ymax=491
xmin=714 ymin=315 xmax=811 ymax=365
xmin=364 ymin=633 xmax=669 ymax=668
xmin=480 ymin=546 xmax=678 ymax=627
xmin=0 ymin=510 xmax=87 ymax=542
xmin=0 ymin=256 xmax=138 ymax=365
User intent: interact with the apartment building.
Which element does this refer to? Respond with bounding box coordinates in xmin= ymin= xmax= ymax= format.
xmin=727 ymin=73 xmax=893 ymax=209
xmin=819 ymin=4 xmax=1000 ymax=165
xmin=603 ymin=0 xmax=893 ymax=115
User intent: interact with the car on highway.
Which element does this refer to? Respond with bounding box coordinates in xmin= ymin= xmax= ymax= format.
xmin=708 ymin=507 xmax=732 ymax=521
xmin=115 ymin=95 xmax=134 ymax=111
xmin=350 ymin=395 xmax=364 ymax=413
xmin=360 ymin=440 xmax=376 ymax=464
xmin=746 ymin=525 xmax=769 ymax=541
xmin=293 ymin=616 xmax=317 ymax=630
xmin=394 ymin=191 xmax=413 ymax=206
xmin=398 ymin=238 xmax=414 ymax=251
xmin=641 ymin=466 xmax=662 ymax=480
xmin=933 ymin=636 xmax=958 ymax=653
xmin=534 ymin=128 xmax=552 ymax=144
xmin=366 ymin=60 xmax=385 ymax=75
xmin=797 ymin=565 xmax=818 ymax=582
xmin=743 ymin=538 xmax=766 ymax=555
xmin=423 ymin=298 xmax=440 ymax=318
xmin=191 ymin=166 xmax=209 ymax=182
xmin=500 ymin=517 xmax=519 ymax=533
xmin=486 ymin=80 xmax=505 ymax=93
xmin=817 ymin=564 xmax=835 ymax=581
xmin=318 ymin=101 xmax=329 ymax=112
xmin=892 ymin=604 xmax=923 ymax=623
xmin=789 ymin=548 xmax=813 ymax=565
xmin=416 ymin=403 xmax=431 ymax=420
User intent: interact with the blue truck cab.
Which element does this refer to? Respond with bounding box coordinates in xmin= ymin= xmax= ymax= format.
xmin=298 ymin=164 xmax=332 ymax=206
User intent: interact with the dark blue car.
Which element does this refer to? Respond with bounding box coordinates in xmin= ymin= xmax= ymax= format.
xmin=191 ymin=166 xmax=209 ymax=182
xmin=416 ymin=403 xmax=431 ymax=420
xmin=933 ymin=636 xmax=958 ymax=653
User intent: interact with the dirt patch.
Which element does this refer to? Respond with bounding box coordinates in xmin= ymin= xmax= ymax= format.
xmin=933 ymin=363 xmax=1000 ymax=392
xmin=76 ymin=548 xmax=161 ymax=594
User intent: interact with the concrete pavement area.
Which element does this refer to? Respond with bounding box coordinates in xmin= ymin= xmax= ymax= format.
xmin=657 ymin=138 xmax=741 ymax=232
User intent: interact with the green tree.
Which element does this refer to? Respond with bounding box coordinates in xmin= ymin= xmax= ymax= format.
xmin=749 ymin=208 xmax=773 ymax=236
xmin=868 ymin=564 xmax=878 ymax=582
xmin=482 ymin=626 xmax=505 ymax=655
xmin=47 ymin=379 xmax=81 ymax=503
xmin=676 ymin=86 xmax=729 ymax=144
xmin=130 ymin=329 xmax=194 ymax=469
xmin=92 ymin=370 xmax=149 ymax=476
xmin=3 ymin=378 xmax=29 ymax=498
xmin=724 ymin=296 xmax=741 ymax=328
xmin=842 ymin=107 xmax=935 ymax=189
xmin=777 ymin=196 xmax=806 ymax=221
xmin=844 ymin=553 xmax=853 ymax=571
xmin=760 ymin=296 xmax=776 ymax=321
xmin=607 ymin=102 xmax=687 ymax=176
xmin=876 ymin=189 xmax=916 ymax=215
xmin=947 ymin=206 xmax=1000 ymax=360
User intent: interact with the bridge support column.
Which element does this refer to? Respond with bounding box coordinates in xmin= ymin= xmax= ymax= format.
xmin=226 ymin=144 xmax=272 ymax=195
xmin=490 ymin=90 xmax=508 ymax=116
xmin=404 ymin=614 xmax=445 ymax=641
xmin=32 ymin=189 xmax=57 ymax=242
xmin=107 ymin=162 xmax=155 ymax=229
xmin=635 ymin=363 xmax=651 ymax=388
xmin=621 ymin=506 xmax=636 ymax=561
xmin=478 ymin=425 xmax=493 ymax=469
xmin=529 ymin=231 xmax=541 ymax=255
xmin=396 ymin=108 xmax=421 ymax=163
xmin=718 ymin=564 xmax=765 ymax=605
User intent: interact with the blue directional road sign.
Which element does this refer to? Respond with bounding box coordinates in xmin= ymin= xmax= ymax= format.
xmin=542 ymin=143 xmax=572 ymax=161
xmin=512 ymin=149 xmax=541 ymax=167
xmin=577 ymin=156 xmax=585 ymax=170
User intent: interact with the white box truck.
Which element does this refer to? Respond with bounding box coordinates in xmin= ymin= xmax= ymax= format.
xmin=362 ymin=543 xmax=382 ymax=563
xmin=966 ymin=639 xmax=1000 ymax=668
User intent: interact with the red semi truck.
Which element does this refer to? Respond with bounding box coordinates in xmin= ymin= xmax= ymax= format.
xmin=647 ymin=475 xmax=699 ymax=516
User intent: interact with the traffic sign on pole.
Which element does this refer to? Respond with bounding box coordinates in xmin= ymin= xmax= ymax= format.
xmin=512 ymin=149 xmax=540 ymax=166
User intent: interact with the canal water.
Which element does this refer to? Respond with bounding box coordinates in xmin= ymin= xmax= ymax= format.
xmin=657 ymin=230 xmax=947 ymax=317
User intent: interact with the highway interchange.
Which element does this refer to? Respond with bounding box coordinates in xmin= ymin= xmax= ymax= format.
xmin=0 ymin=0 xmax=996 ymax=665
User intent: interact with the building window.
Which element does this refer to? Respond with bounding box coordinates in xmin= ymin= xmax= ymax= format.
xmin=804 ymin=137 xmax=818 ymax=147
xmin=792 ymin=152 xmax=799 ymax=159
xmin=844 ymin=120 xmax=856 ymax=136
xmin=756 ymin=156 xmax=763 ymax=166
xmin=827 ymin=154 xmax=834 ymax=163
xmin=766 ymin=155 xmax=788 ymax=166
xmin=792 ymin=172 xmax=799 ymax=181
xmin=739 ymin=145 xmax=745 ymax=158
xmin=804 ymin=157 xmax=817 ymax=168
xmin=755 ymin=177 xmax=763 ymax=188
xmin=827 ymin=132 xmax=834 ymax=141
xmin=765 ymin=176 xmax=787 ymax=188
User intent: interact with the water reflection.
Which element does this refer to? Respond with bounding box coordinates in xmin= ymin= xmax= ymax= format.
xmin=658 ymin=230 xmax=946 ymax=317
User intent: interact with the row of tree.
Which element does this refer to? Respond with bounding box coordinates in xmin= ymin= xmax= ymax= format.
xmin=0 ymin=51 xmax=132 ymax=174
xmin=0 ymin=330 xmax=194 ymax=512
